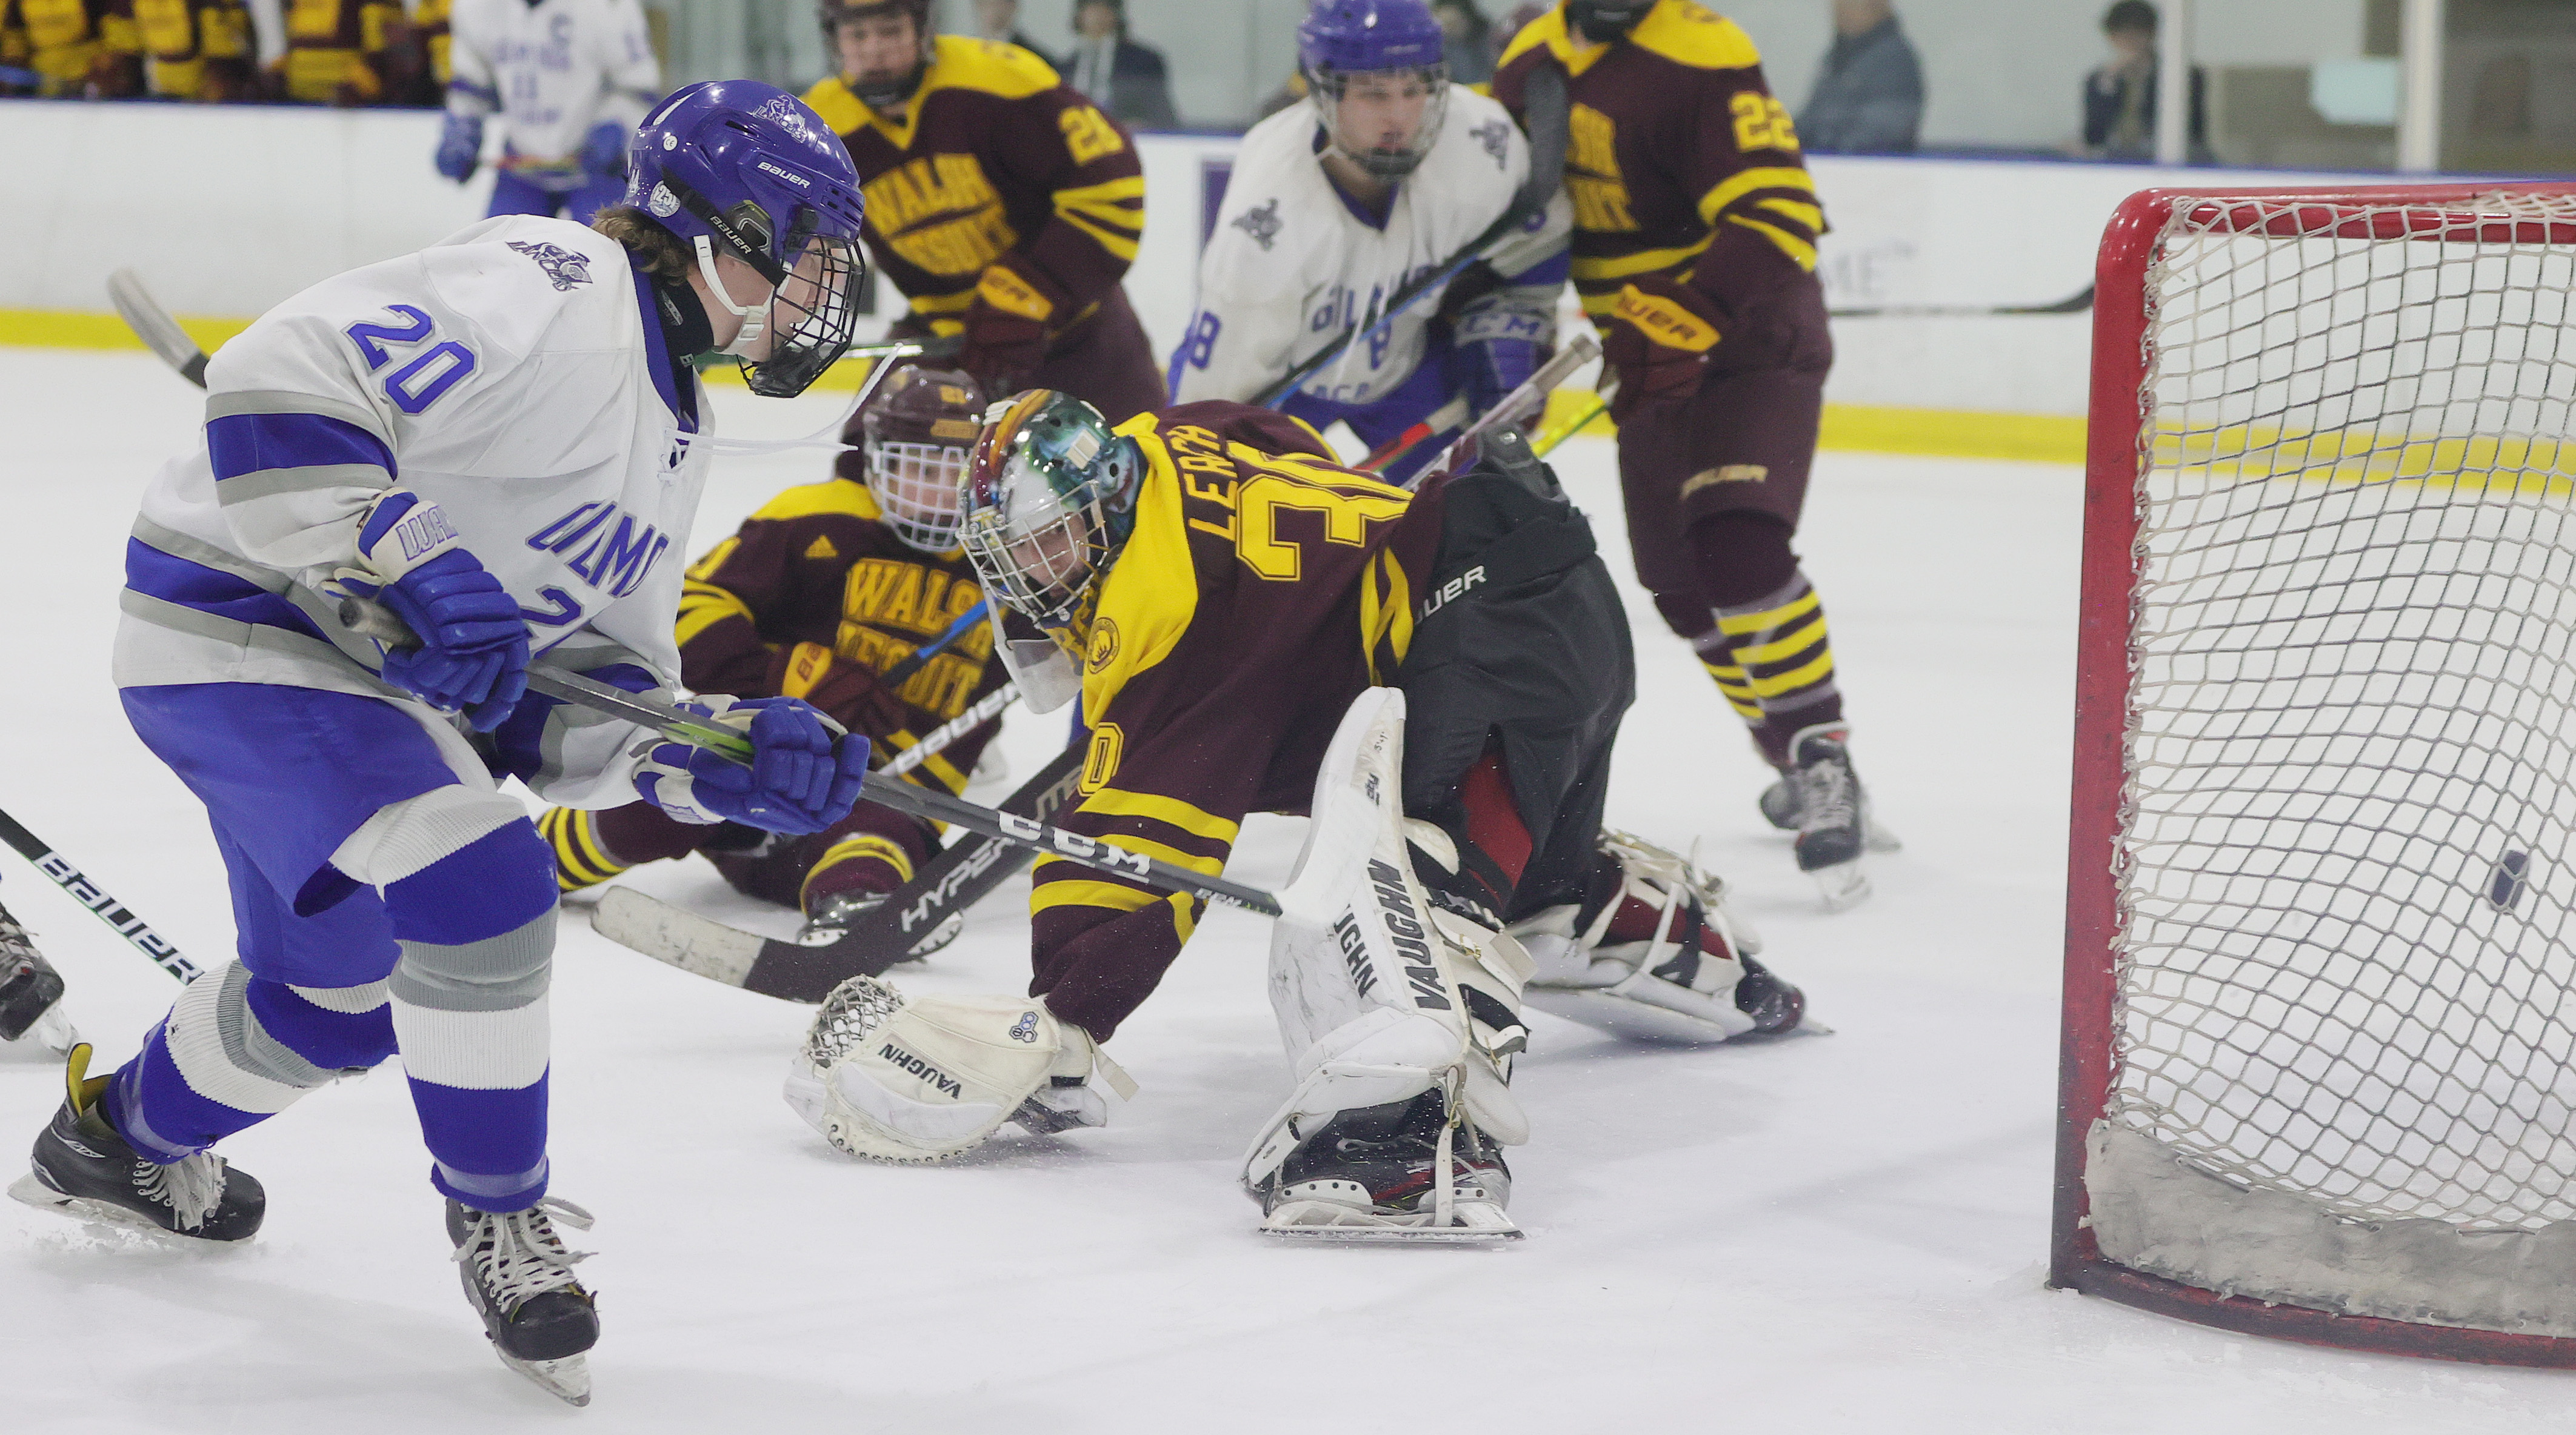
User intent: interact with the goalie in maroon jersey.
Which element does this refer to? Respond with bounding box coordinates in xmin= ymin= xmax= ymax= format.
xmin=783 ymin=390 xmax=1807 ymax=1241
xmin=539 ymin=367 xmax=1012 ymax=947
xmin=1494 ymin=0 xmax=1893 ymax=909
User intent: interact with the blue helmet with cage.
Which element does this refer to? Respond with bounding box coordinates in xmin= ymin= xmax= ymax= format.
xmin=624 ymin=80 xmax=870 ymax=398
xmin=1297 ymin=0 xmax=1450 ymax=179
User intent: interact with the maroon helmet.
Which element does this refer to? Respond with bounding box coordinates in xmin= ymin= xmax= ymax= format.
xmin=836 ymin=365 xmax=987 ymax=552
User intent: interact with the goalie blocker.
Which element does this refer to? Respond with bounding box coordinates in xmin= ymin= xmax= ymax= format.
xmin=787 ymin=395 xmax=1806 ymax=1237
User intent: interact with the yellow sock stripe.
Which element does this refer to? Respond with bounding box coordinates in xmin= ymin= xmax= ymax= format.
xmin=809 ymin=832 xmax=916 ymax=886
xmin=541 ymin=808 xmax=624 ymax=891
xmin=1732 ymin=612 xmax=1827 ymax=667
xmin=1168 ymin=890 xmax=1198 ymax=945
xmin=1700 ymin=662 xmax=1764 ymax=721
xmin=1745 ymin=647 xmax=1838 ymax=699
xmin=1715 ymin=588 xmax=1820 ymax=638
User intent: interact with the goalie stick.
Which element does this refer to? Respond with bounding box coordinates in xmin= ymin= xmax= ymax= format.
xmin=1251 ymin=66 xmax=1570 ymax=411
xmin=1358 ymin=330 xmax=1600 ymax=479
xmin=0 ymin=807 xmax=197 ymax=982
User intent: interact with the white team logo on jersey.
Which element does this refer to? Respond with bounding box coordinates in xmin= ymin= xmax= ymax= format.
xmin=506 ymin=241 xmax=596 ymax=292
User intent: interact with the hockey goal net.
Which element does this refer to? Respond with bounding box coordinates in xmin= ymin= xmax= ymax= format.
xmin=2058 ymin=183 xmax=2576 ymax=1365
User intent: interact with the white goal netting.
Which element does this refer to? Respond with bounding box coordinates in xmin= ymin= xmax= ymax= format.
xmin=2089 ymin=190 xmax=2576 ymax=1335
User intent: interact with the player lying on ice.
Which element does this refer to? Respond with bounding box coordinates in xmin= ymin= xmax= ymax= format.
xmin=1170 ymin=0 xmax=1569 ymax=487
xmin=784 ymin=390 xmax=1807 ymax=1240
xmin=8 ymin=79 xmax=876 ymax=1405
xmin=539 ymin=365 xmax=1015 ymax=949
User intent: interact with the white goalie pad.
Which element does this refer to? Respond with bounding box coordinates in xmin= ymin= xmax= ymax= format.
xmin=784 ymin=976 xmax=1132 ymax=1162
xmin=1245 ymin=688 xmax=1533 ymax=1200
xmin=1511 ymin=831 xmax=1763 ymax=1045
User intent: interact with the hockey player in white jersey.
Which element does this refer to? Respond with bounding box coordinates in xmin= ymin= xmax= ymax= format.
xmin=436 ymin=0 xmax=661 ymax=226
xmin=1167 ymin=0 xmax=1567 ymax=484
xmin=10 ymin=80 xmax=870 ymax=1405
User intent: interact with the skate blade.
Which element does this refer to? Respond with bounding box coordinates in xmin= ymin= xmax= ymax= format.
xmin=1864 ymin=816 xmax=1902 ymax=853
xmin=1260 ymin=1199 xmax=1523 ymax=1244
xmin=1805 ymin=857 xmax=1871 ymax=913
xmin=499 ymin=1350 xmax=591 ymax=1406
xmin=6 ymin=1173 xmax=245 ymax=1242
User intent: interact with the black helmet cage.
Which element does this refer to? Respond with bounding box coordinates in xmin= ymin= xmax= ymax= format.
xmin=661 ymin=172 xmax=869 ymax=399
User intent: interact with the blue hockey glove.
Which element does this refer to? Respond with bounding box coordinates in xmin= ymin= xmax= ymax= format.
xmin=634 ymin=698 xmax=869 ymax=835
xmin=1457 ymin=303 xmax=1552 ymax=418
xmin=435 ymin=114 xmax=482 ymax=183
xmin=335 ymin=493 xmax=529 ymax=730
xmin=579 ymin=121 xmax=629 ymax=184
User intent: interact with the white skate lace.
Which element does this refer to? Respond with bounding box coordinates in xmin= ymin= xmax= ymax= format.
xmin=138 ymin=1151 xmax=228 ymax=1231
xmin=0 ymin=904 xmax=40 ymax=966
xmin=455 ymin=1197 xmax=595 ymax=1312
xmin=1795 ymin=746 xmax=1860 ymax=835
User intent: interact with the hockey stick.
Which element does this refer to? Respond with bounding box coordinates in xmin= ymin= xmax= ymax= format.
xmin=1826 ymin=284 xmax=2095 ymax=319
xmin=342 ymin=598 xmax=1283 ymax=916
xmin=107 ymin=269 xmax=212 ymax=388
xmin=874 ymin=598 xmax=988 ymax=692
xmin=590 ymin=744 xmax=1086 ymax=999
xmin=1358 ymin=332 xmax=1598 ymax=479
xmin=876 ymin=682 xmax=1016 ymax=781
xmin=0 ymin=808 xmax=197 ymax=982
xmin=1251 ymin=66 xmax=1570 ymax=411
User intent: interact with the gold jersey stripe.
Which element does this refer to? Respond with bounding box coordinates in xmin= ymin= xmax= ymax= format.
xmin=675 ymin=582 xmax=757 ymax=647
xmin=1030 ymin=876 xmax=1165 ymax=916
xmin=1569 ymin=233 xmax=1715 ymax=284
xmin=1696 ymin=165 xmax=1818 ymax=228
xmin=1726 ymin=213 xmax=1818 ymax=271
xmin=1167 ymin=890 xmax=1198 ymax=945
xmin=1074 ymin=785 xmax=1240 ymax=847
xmin=1053 ymin=207 xmax=1143 ymax=262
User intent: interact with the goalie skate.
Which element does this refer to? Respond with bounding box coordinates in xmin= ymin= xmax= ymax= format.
xmin=1254 ymin=1088 xmax=1521 ymax=1244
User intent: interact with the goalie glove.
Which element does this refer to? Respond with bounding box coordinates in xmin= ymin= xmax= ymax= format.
xmin=782 ymin=975 xmax=1135 ymax=1162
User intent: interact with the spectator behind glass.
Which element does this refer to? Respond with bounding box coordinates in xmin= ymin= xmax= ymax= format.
xmin=1063 ymin=0 xmax=1177 ymax=130
xmin=1799 ymin=0 xmax=1921 ymax=153
xmin=2082 ymin=0 xmax=2207 ymax=161
xmin=973 ymin=0 xmax=1053 ymax=70
xmin=1431 ymin=0 xmax=1493 ymax=86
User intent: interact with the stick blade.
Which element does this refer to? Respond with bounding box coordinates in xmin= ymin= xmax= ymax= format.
xmin=105 ymin=268 xmax=211 ymax=387
xmin=589 ymin=887 xmax=762 ymax=988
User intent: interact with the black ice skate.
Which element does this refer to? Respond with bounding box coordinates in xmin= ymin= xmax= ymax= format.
xmin=447 ymin=1196 xmax=599 ymax=1406
xmin=0 ymin=899 xmax=75 ymax=1051
xmin=1253 ymin=1090 xmax=1520 ymax=1244
xmin=1788 ymin=725 xmax=1878 ymax=911
xmin=1759 ymin=757 xmax=1902 ymax=860
xmin=8 ymin=1044 xmax=264 ymax=1240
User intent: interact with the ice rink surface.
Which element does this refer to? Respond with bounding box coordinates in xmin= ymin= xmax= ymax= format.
xmin=1 ymin=347 xmax=2567 ymax=1432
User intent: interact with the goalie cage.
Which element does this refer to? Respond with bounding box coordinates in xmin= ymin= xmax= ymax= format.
xmin=2055 ymin=182 xmax=2576 ymax=1367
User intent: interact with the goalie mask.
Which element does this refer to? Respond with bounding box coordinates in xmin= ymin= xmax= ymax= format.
xmin=842 ymin=365 xmax=986 ymax=553
xmin=626 ymin=80 xmax=870 ymax=398
xmin=1300 ymin=0 xmax=1450 ymax=181
xmin=957 ymin=390 xmax=1142 ymax=713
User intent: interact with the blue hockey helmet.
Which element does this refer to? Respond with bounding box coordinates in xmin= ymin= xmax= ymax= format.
xmin=1298 ymin=0 xmax=1450 ymax=179
xmin=625 ymin=80 xmax=870 ymax=398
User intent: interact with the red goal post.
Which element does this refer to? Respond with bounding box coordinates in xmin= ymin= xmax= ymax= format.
xmin=2058 ymin=182 xmax=2576 ymax=1366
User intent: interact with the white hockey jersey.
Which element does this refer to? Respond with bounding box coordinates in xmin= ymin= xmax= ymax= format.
xmin=447 ymin=0 xmax=659 ymax=170
xmin=1172 ymin=86 xmax=1569 ymax=410
xmin=116 ymin=215 xmax=706 ymax=808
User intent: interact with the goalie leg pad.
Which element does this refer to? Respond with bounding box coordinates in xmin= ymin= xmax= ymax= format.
xmin=1512 ymin=830 xmax=1794 ymax=1044
xmin=786 ymin=976 xmax=1130 ymax=1162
